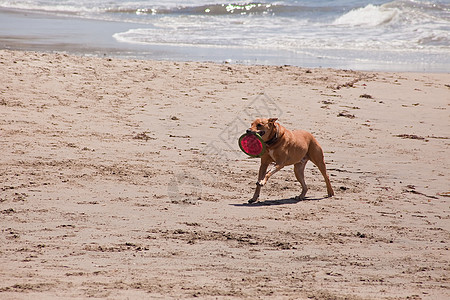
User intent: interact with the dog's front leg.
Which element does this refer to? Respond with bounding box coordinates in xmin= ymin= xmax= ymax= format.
xmin=249 ymin=163 xmax=285 ymax=203
xmin=249 ymin=162 xmax=270 ymax=203
xmin=260 ymin=163 xmax=284 ymax=186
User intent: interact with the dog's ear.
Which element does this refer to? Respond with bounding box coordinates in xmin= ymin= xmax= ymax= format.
xmin=268 ymin=118 xmax=278 ymax=124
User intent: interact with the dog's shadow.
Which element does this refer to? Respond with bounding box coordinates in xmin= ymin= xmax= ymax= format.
xmin=231 ymin=196 xmax=326 ymax=207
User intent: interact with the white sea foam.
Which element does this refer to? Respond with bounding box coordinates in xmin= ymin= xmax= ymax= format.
xmin=113 ymin=2 xmax=449 ymax=53
xmin=333 ymin=4 xmax=399 ymax=26
xmin=1 ymin=0 xmax=448 ymax=71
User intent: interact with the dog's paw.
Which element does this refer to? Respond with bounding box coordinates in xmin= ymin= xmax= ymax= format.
xmin=295 ymin=195 xmax=306 ymax=201
xmin=248 ymin=198 xmax=258 ymax=204
xmin=256 ymin=180 xmax=265 ymax=187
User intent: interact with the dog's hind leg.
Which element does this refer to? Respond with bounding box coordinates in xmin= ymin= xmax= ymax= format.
xmin=294 ymin=157 xmax=308 ymax=199
xmin=308 ymin=147 xmax=334 ymax=197
xmin=320 ymin=164 xmax=334 ymax=197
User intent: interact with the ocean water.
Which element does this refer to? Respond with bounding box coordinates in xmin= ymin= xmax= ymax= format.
xmin=0 ymin=0 xmax=449 ymax=72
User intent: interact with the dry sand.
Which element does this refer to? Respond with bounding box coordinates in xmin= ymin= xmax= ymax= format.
xmin=0 ymin=49 xmax=449 ymax=299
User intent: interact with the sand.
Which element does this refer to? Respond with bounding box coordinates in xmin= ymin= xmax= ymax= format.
xmin=0 ymin=49 xmax=449 ymax=299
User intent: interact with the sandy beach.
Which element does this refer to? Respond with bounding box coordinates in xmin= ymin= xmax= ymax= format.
xmin=0 ymin=49 xmax=449 ymax=299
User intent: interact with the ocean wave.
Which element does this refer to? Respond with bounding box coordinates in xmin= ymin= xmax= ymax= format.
xmin=0 ymin=1 xmax=316 ymax=17
xmin=333 ymin=0 xmax=450 ymax=27
xmin=103 ymin=2 xmax=333 ymax=17
xmin=2 ymin=0 xmax=448 ymax=51
xmin=333 ymin=4 xmax=399 ymax=26
xmin=2 ymin=1 xmax=447 ymax=23
xmin=107 ymin=3 xmax=280 ymax=16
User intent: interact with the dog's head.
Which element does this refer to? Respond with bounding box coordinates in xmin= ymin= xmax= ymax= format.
xmin=247 ymin=118 xmax=278 ymax=140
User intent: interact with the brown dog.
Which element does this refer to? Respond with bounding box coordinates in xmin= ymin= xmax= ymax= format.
xmin=247 ymin=118 xmax=334 ymax=203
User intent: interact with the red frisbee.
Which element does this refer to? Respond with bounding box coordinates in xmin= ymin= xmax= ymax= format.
xmin=238 ymin=132 xmax=266 ymax=158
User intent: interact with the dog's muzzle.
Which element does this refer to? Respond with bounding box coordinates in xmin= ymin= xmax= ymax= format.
xmin=246 ymin=129 xmax=265 ymax=136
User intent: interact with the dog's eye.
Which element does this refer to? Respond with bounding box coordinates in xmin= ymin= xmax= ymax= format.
xmin=256 ymin=124 xmax=263 ymax=129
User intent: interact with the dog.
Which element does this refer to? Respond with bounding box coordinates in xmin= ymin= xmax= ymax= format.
xmin=246 ymin=118 xmax=334 ymax=203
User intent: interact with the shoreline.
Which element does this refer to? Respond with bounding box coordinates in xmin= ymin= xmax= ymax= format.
xmin=1 ymin=7 xmax=449 ymax=73
xmin=1 ymin=49 xmax=449 ymax=299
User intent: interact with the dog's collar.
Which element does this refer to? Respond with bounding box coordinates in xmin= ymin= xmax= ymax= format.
xmin=265 ymin=123 xmax=280 ymax=146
